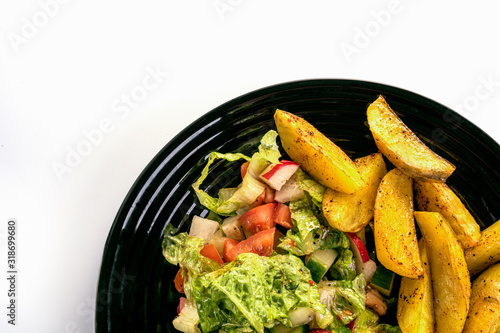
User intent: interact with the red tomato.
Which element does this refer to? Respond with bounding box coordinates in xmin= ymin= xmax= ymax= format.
xmin=308 ymin=330 xmax=331 ymax=333
xmin=272 ymin=203 xmax=293 ymax=229
xmin=226 ymin=228 xmax=276 ymax=262
xmin=200 ymin=243 xmax=224 ymax=265
xmin=240 ymin=161 xmax=250 ymax=179
xmin=238 ymin=203 xmax=278 ymax=234
xmin=174 ymin=268 xmax=184 ymax=294
xmin=223 ymin=238 xmax=239 ymax=262
xmin=264 ymin=187 xmax=276 ymax=203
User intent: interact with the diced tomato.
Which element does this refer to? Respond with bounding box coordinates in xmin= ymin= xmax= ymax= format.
xmin=272 ymin=203 xmax=293 ymax=229
xmin=200 ymin=243 xmax=224 ymax=265
xmin=238 ymin=203 xmax=278 ymax=234
xmin=240 ymin=161 xmax=250 ymax=179
xmin=177 ymin=297 xmax=187 ymax=314
xmin=226 ymin=228 xmax=276 ymax=262
xmin=223 ymin=238 xmax=240 ymax=262
xmin=174 ymin=268 xmax=184 ymax=294
xmin=308 ymin=330 xmax=331 ymax=333
xmin=347 ymin=319 xmax=355 ymax=330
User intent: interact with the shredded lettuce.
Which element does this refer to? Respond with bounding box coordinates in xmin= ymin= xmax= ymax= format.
xmin=192 ymin=130 xmax=282 ymax=216
xmin=162 ymin=232 xmax=221 ymax=299
xmin=258 ymin=130 xmax=281 ymax=164
xmin=329 ymin=248 xmax=357 ymax=281
xmin=351 ymin=308 xmax=402 ymax=333
xmin=294 ymin=168 xmax=326 ymax=208
xmin=279 ymin=196 xmax=350 ymax=256
xmin=191 ymin=253 xmax=327 ymax=333
xmin=318 ymin=274 xmax=366 ymax=325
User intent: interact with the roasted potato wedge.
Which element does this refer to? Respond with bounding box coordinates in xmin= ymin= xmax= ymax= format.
xmin=323 ymin=153 xmax=387 ymax=232
xmin=367 ymin=95 xmax=455 ymax=182
xmin=414 ymin=211 xmax=471 ymax=333
xmin=414 ymin=180 xmax=480 ymax=249
xmin=397 ymin=238 xmax=434 ymax=333
xmin=465 ymin=219 xmax=500 ymax=276
xmin=374 ymin=168 xmax=423 ymax=279
xmin=463 ymin=263 xmax=500 ymax=332
xmin=274 ymin=109 xmax=363 ymax=193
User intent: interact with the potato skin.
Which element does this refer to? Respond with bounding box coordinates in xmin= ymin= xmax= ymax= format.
xmin=414 ymin=180 xmax=480 ymax=249
xmin=323 ymin=153 xmax=387 ymax=233
xmin=374 ymin=168 xmax=423 ymax=279
xmin=274 ymin=109 xmax=364 ymax=194
xmin=367 ymin=95 xmax=455 ymax=182
xmin=397 ymin=239 xmax=435 ymax=333
xmin=465 ymin=219 xmax=500 ymax=276
xmin=463 ymin=263 xmax=500 ymax=332
xmin=414 ymin=211 xmax=471 ymax=333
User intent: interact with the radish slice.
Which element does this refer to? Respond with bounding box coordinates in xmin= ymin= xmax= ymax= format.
xmin=259 ymin=160 xmax=300 ymax=191
xmin=274 ymin=175 xmax=305 ymax=203
xmin=347 ymin=232 xmax=377 ymax=282
xmin=177 ymin=297 xmax=187 ymax=314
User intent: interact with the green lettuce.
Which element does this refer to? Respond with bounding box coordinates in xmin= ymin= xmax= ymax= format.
xmin=191 ymin=253 xmax=327 ymax=333
xmin=192 ymin=130 xmax=282 ymax=216
xmin=278 ymin=196 xmax=350 ymax=256
xmin=162 ymin=231 xmax=221 ymax=299
xmin=318 ymin=275 xmax=366 ymax=325
xmin=351 ymin=309 xmax=402 ymax=333
xmin=294 ymin=168 xmax=326 ymax=208
xmin=329 ymin=248 xmax=357 ymax=281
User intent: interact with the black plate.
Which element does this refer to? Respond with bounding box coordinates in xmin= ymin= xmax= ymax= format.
xmin=96 ymin=79 xmax=500 ymax=332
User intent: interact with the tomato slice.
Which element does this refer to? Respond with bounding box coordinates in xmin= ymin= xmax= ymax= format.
xmin=272 ymin=203 xmax=293 ymax=229
xmin=200 ymin=243 xmax=224 ymax=265
xmin=223 ymin=238 xmax=239 ymax=262
xmin=238 ymin=203 xmax=278 ymax=234
xmin=174 ymin=268 xmax=184 ymax=294
xmin=226 ymin=228 xmax=276 ymax=262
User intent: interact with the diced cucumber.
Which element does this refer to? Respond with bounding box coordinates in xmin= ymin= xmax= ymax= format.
xmin=271 ymin=324 xmax=308 ymax=333
xmin=189 ymin=216 xmax=220 ymax=242
xmin=288 ymin=307 xmax=315 ymax=327
xmin=306 ymin=249 xmax=338 ymax=283
xmin=370 ymin=263 xmax=396 ymax=297
xmin=221 ymin=215 xmax=246 ymax=241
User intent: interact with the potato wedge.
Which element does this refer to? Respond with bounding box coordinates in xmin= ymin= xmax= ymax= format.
xmin=367 ymin=95 xmax=455 ymax=182
xmin=323 ymin=153 xmax=387 ymax=232
xmin=374 ymin=168 xmax=423 ymax=278
xmin=465 ymin=219 xmax=500 ymax=276
xmin=274 ymin=109 xmax=363 ymax=193
xmin=397 ymin=238 xmax=434 ymax=333
xmin=414 ymin=211 xmax=471 ymax=333
xmin=463 ymin=263 xmax=500 ymax=332
xmin=414 ymin=180 xmax=480 ymax=249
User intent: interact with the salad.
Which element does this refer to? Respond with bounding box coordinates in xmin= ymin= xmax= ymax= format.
xmin=162 ymin=111 xmax=402 ymax=333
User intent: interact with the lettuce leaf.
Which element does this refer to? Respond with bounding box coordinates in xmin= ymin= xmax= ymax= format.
xmin=278 ymin=196 xmax=350 ymax=256
xmin=192 ymin=130 xmax=282 ymax=216
xmin=318 ymin=274 xmax=366 ymax=325
xmin=191 ymin=253 xmax=327 ymax=333
xmin=162 ymin=231 xmax=221 ymax=299
xmin=294 ymin=168 xmax=326 ymax=208
xmin=351 ymin=308 xmax=402 ymax=333
xmin=329 ymin=248 xmax=357 ymax=281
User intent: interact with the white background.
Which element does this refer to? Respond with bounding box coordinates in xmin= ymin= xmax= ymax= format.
xmin=0 ymin=1 xmax=499 ymax=332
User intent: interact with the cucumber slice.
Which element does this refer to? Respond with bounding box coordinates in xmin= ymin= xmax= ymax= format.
xmin=271 ymin=324 xmax=308 ymax=333
xmin=306 ymin=249 xmax=338 ymax=283
xmin=288 ymin=307 xmax=315 ymax=327
xmin=370 ymin=263 xmax=396 ymax=297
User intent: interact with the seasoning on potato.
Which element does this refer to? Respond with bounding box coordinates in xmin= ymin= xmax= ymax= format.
xmin=414 ymin=179 xmax=480 ymax=249
xmin=463 ymin=262 xmax=500 ymax=332
xmin=323 ymin=152 xmax=387 ymax=233
xmin=397 ymin=238 xmax=434 ymax=333
xmin=414 ymin=211 xmax=471 ymax=333
xmin=274 ymin=109 xmax=364 ymax=194
xmin=465 ymin=219 xmax=500 ymax=276
xmin=367 ymin=95 xmax=455 ymax=182
xmin=374 ymin=168 xmax=423 ymax=279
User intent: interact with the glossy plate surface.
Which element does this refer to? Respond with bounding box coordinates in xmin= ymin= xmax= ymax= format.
xmin=96 ymin=79 xmax=500 ymax=332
